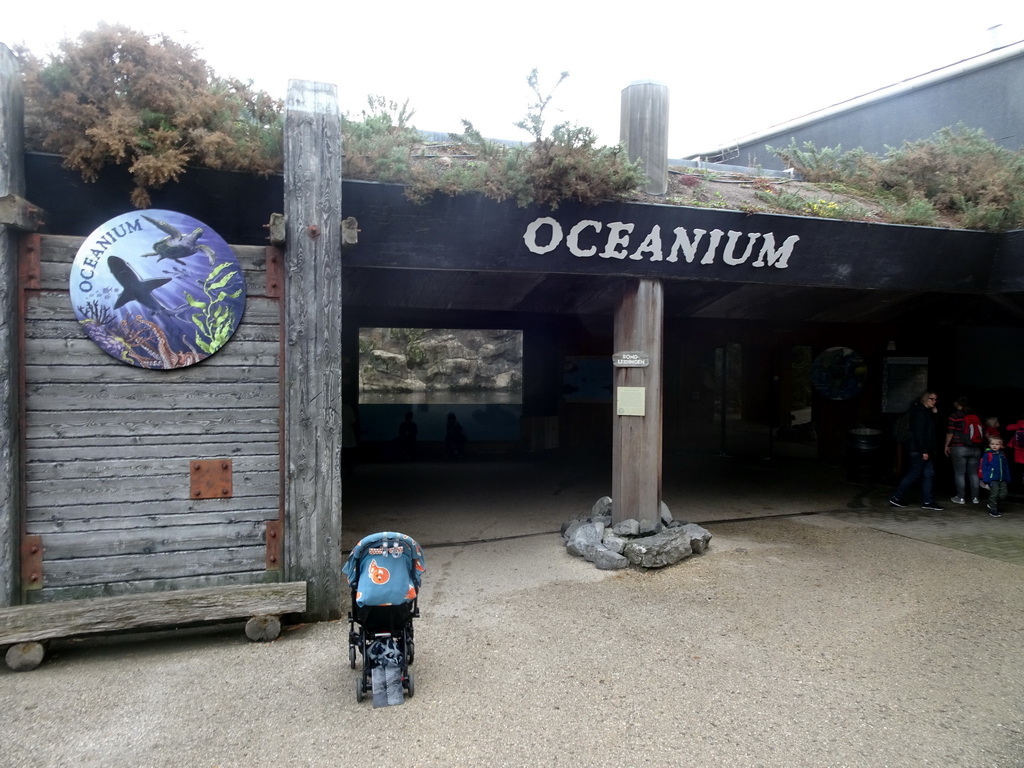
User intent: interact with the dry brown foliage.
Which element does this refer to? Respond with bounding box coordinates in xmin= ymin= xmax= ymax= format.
xmin=17 ymin=24 xmax=283 ymax=207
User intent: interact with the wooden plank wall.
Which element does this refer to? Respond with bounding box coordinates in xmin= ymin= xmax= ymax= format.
xmin=22 ymin=235 xmax=281 ymax=603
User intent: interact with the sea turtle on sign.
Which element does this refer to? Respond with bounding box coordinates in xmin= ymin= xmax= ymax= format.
xmin=140 ymin=215 xmax=217 ymax=265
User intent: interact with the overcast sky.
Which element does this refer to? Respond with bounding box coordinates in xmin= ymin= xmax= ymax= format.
xmin=4 ymin=1 xmax=1022 ymax=158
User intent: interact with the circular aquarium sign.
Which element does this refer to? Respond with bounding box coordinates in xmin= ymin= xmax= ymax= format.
xmin=70 ymin=210 xmax=246 ymax=369
xmin=811 ymin=346 xmax=867 ymax=401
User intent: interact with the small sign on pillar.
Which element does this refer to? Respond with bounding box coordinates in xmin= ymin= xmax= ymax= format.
xmin=612 ymin=351 xmax=651 ymax=368
xmin=616 ymin=386 xmax=646 ymax=416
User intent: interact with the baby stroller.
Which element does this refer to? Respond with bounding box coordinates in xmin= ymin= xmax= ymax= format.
xmin=343 ymin=531 xmax=425 ymax=705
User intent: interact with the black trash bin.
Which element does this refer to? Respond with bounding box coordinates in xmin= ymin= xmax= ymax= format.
xmin=847 ymin=428 xmax=883 ymax=482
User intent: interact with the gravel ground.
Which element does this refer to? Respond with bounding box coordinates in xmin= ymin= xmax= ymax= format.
xmin=3 ymin=511 xmax=1024 ymax=767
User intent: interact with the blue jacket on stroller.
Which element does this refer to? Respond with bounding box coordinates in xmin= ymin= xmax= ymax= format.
xmin=343 ymin=531 xmax=425 ymax=607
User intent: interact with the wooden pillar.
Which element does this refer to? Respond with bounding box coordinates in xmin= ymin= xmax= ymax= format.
xmin=0 ymin=45 xmax=25 ymax=607
xmin=612 ymin=279 xmax=663 ymax=528
xmin=282 ymin=80 xmax=343 ymax=621
xmin=620 ymin=81 xmax=669 ymax=196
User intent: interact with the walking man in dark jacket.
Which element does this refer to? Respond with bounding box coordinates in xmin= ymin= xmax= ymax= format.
xmin=891 ymin=391 xmax=944 ymax=511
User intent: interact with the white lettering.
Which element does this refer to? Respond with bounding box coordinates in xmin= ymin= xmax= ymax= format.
xmin=752 ymin=233 xmax=800 ymax=269
xmin=723 ymin=231 xmax=761 ymax=265
xmin=667 ymin=228 xmax=706 ymax=263
xmin=600 ymin=222 xmax=634 ymax=259
xmin=567 ymin=220 xmax=602 ymax=257
xmin=521 ymin=216 xmax=798 ymax=269
xmin=524 ymin=217 xmax=563 ymax=254
xmin=700 ymin=229 xmax=725 ymax=264
xmin=630 ymin=225 xmax=663 ymax=261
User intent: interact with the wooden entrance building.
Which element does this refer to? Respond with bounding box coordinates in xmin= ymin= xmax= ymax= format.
xmin=3 ymin=52 xmax=1024 ymax=644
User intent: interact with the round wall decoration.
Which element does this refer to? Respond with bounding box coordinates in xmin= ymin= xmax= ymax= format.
xmin=811 ymin=346 xmax=867 ymax=400
xmin=70 ymin=210 xmax=247 ymax=369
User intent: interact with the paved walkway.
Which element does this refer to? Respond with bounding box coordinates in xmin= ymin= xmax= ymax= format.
xmin=827 ymin=492 xmax=1024 ymax=566
xmin=5 ymin=451 xmax=1023 ymax=767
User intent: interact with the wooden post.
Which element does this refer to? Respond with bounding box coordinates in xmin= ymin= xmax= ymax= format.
xmin=0 ymin=45 xmax=26 ymax=607
xmin=282 ymin=80 xmax=343 ymax=620
xmin=620 ymin=81 xmax=669 ymax=196
xmin=612 ymin=279 xmax=663 ymax=528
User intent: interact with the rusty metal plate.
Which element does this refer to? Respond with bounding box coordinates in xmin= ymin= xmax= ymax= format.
xmin=265 ymin=245 xmax=283 ymax=298
xmin=190 ymin=459 xmax=233 ymax=499
xmin=19 ymin=233 xmax=41 ymax=290
xmin=266 ymin=520 xmax=282 ymax=571
xmin=21 ymin=535 xmax=43 ymax=591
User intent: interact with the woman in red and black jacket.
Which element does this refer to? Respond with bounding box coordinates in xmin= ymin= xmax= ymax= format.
xmin=944 ymin=396 xmax=982 ymax=505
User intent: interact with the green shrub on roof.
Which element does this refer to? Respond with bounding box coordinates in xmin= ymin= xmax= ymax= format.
xmin=769 ymin=126 xmax=1024 ymax=231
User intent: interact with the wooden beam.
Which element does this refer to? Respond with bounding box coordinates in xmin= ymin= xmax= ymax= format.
xmin=282 ymin=80 xmax=343 ymax=621
xmin=0 ymin=194 xmax=45 ymax=231
xmin=612 ymin=279 xmax=664 ymax=528
xmin=0 ymin=581 xmax=308 ymax=646
xmin=0 ymin=43 xmax=27 ymax=607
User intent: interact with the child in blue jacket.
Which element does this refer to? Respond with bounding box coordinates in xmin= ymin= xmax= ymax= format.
xmin=980 ymin=435 xmax=1012 ymax=518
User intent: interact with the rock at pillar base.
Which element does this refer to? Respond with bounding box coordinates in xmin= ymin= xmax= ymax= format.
xmin=564 ymin=498 xmax=713 ymax=571
xmin=565 ymin=521 xmax=605 ymax=559
xmin=591 ymin=548 xmax=629 ymax=570
xmin=623 ymin=526 xmax=697 ymax=568
xmin=682 ymin=523 xmax=713 ymax=554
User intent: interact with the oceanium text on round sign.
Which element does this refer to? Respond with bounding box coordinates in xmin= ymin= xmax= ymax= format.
xmin=70 ymin=210 xmax=247 ymax=369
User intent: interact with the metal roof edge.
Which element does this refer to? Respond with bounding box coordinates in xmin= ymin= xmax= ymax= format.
xmin=687 ymin=39 xmax=1024 ymax=160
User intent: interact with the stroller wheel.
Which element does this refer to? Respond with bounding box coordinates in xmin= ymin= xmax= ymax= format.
xmin=348 ymin=644 xmax=356 ymax=669
xmin=405 ymin=670 xmax=414 ymax=698
xmin=355 ymin=676 xmax=365 ymax=703
xmin=402 ymin=625 xmax=415 ymax=665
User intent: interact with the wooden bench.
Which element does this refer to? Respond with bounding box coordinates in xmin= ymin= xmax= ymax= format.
xmin=0 ymin=581 xmax=307 ymax=671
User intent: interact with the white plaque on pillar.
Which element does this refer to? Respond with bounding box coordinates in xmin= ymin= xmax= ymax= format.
xmin=616 ymin=386 xmax=646 ymax=416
